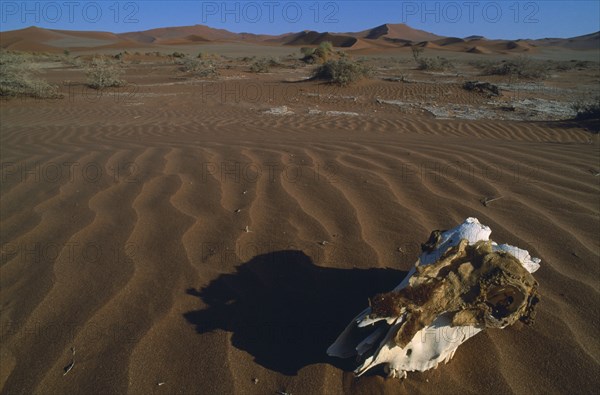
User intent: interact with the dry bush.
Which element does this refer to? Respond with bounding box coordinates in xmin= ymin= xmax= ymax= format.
xmin=572 ymin=97 xmax=600 ymax=120
xmin=417 ymin=56 xmax=454 ymax=71
xmin=85 ymin=57 xmax=126 ymax=89
xmin=473 ymin=56 xmax=550 ymax=80
xmin=312 ymin=58 xmax=373 ymax=86
xmin=0 ymin=51 xmax=61 ymax=98
xmin=178 ymin=57 xmax=218 ymax=77
xmin=249 ymin=57 xmax=282 ymax=73
xmin=249 ymin=58 xmax=271 ymax=73
xmin=301 ymin=41 xmax=335 ymax=64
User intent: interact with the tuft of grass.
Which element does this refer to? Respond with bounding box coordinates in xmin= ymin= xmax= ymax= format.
xmin=0 ymin=51 xmax=61 ymax=98
xmin=85 ymin=56 xmax=126 ymax=89
xmin=312 ymin=58 xmax=372 ymax=86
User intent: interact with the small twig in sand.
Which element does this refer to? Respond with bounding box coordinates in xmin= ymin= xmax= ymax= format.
xmin=234 ymin=209 xmax=241 ymax=213
xmin=276 ymin=391 xmax=292 ymax=395
xmin=63 ymin=361 xmax=74 ymax=376
xmin=63 ymin=347 xmax=75 ymax=376
xmin=244 ymin=226 xmax=251 ymax=233
xmin=157 ymin=382 xmax=166 ymax=386
xmin=480 ymin=196 xmax=503 ymax=207
xmin=588 ymin=169 xmax=600 ymax=176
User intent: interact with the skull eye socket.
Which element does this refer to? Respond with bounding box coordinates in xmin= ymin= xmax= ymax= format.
xmin=485 ymin=285 xmax=525 ymax=319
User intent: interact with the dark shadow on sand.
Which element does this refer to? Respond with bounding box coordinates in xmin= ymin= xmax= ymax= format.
xmin=184 ymin=250 xmax=407 ymax=375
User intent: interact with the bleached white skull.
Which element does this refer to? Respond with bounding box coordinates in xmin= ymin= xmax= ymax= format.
xmin=327 ymin=217 xmax=541 ymax=379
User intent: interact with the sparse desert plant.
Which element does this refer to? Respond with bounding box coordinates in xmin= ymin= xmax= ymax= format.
xmin=572 ymin=97 xmax=600 ymax=120
xmin=411 ymin=46 xmax=424 ymax=62
xmin=312 ymin=58 xmax=372 ymax=86
xmin=463 ymin=81 xmax=501 ymax=96
xmin=475 ymin=56 xmax=550 ymax=80
xmin=301 ymin=47 xmax=315 ymax=56
xmin=0 ymin=51 xmax=61 ymax=98
xmin=249 ymin=57 xmax=281 ymax=73
xmin=417 ymin=56 xmax=454 ymax=71
xmin=178 ymin=57 xmax=218 ymax=77
xmin=85 ymin=56 xmax=125 ymax=89
xmin=249 ymin=58 xmax=270 ymax=73
xmin=171 ymin=51 xmax=186 ymax=58
xmin=315 ymin=41 xmax=333 ymax=56
xmin=64 ymin=56 xmax=84 ymax=68
xmin=301 ymin=41 xmax=335 ymax=64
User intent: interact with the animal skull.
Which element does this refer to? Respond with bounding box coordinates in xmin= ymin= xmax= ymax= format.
xmin=327 ymin=217 xmax=541 ymax=378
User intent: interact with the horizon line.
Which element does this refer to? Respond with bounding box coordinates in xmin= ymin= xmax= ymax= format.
xmin=2 ymin=22 xmax=598 ymax=41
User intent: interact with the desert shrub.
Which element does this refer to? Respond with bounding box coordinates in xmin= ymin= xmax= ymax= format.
xmin=249 ymin=57 xmax=281 ymax=73
xmin=417 ymin=56 xmax=454 ymax=71
xmin=171 ymin=52 xmax=186 ymax=58
xmin=469 ymin=59 xmax=493 ymax=69
xmin=411 ymin=46 xmax=424 ymax=62
xmin=572 ymin=97 xmax=600 ymax=120
xmin=178 ymin=57 xmax=218 ymax=77
xmin=85 ymin=56 xmax=125 ymax=89
xmin=474 ymin=56 xmax=550 ymax=79
xmin=300 ymin=47 xmax=315 ymax=57
xmin=463 ymin=81 xmax=500 ymax=96
xmin=250 ymin=58 xmax=270 ymax=73
xmin=548 ymin=60 xmax=574 ymax=72
xmin=0 ymin=51 xmax=61 ymax=98
xmin=312 ymin=58 xmax=372 ymax=86
xmin=315 ymin=41 xmax=333 ymax=58
xmin=301 ymin=41 xmax=334 ymax=64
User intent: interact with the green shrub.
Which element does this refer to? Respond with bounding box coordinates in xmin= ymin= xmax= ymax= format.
xmin=85 ymin=56 xmax=125 ymax=89
xmin=0 ymin=51 xmax=61 ymax=98
xmin=312 ymin=58 xmax=372 ymax=86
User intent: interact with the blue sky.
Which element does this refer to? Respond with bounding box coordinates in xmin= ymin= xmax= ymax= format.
xmin=1 ymin=1 xmax=599 ymax=39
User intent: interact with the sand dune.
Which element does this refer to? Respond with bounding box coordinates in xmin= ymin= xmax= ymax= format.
xmin=2 ymin=24 xmax=598 ymax=54
xmin=1 ymin=65 xmax=599 ymax=395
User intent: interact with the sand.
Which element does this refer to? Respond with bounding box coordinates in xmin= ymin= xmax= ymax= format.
xmin=1 ymin=50 xmax=599 ymax=395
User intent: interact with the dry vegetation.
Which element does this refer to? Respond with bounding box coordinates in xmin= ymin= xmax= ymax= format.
xmin=177 ymin=56 xmax=219 ymax=78
xmin=470 ymin=56 xmax=551 ymax=80
xmin=85 ymin=56 xmax=126 ymax=89
xmin=0 ymin=50 xmax=61 ymax=98
xmin=312 ymin=58 xmax=373 ymax=86
xmin=572 ymin=97 xmax=600 ymax=120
